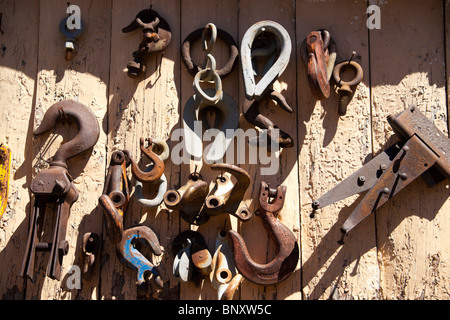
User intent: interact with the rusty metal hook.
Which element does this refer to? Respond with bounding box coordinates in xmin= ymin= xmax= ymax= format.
xmin=34 ymin=100 xmax=100 ymax=168
xmin=333 ymin=59 xmax=363 ymax=115
xmin=301 ymin=29 xmax=337 ymax=100
xmin=116 ymin=225 xmax=163 ymax=290
xmin=204 ymin=163 xmax=252 ymax=222
xmin=243 ymin=89 xmax=294 ymax=148
xmin=122 ymin=7 xmax=171 ymax=78
xmin=228 ymin=181 xmax=299 ymax=285
xmin=130 ymin=137 xmax=165 ymax=183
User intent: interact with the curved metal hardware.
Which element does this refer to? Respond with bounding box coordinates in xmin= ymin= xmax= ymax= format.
xmin=243 ymin=89 xmax=294 ymax=148
xmin=33 ymin=100 xmax=100 ymax=168
xmin=181 ymin=27 xmax=239 ymax=79
xmin=300 ymin=29 xmax=337 ymax=100
xmin=99 ymin=150 xmax=131 ymax=244
xmin=220 ymin=274 xmax=243 ymax=300
xmin=21 ymin=100 xmax=99 ymax=281
xmin=122 ymin=7 xmax=171 ymax=78
xmin=130 ymin=137 xmax=165 ymax=183
xmin=241 ymin=20 xmax=292 ymax=100
xmin=116 ymin=225 xmax=163 ymax=290
xmin=173 ymin=239 xmax=193 ymax=282
xmin=82 ymin=232 xmax=100 ymax=280
xmin=204 ymin=163 xmax=252 ymax=221
xmin=332 ymin=60 xmax=363 ymax=115
xmin=228 ymin=181 xmax=299 ymax=286
xmin=59 ymin=16 xmax=84 ymax=60
xmin=183 ymin=89 xmax=239 ymax=163
xmin=163 ymin=171 xmax=209 ymax=225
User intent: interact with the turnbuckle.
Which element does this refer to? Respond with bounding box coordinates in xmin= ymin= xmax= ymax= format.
xmin=21 ymin=100 xmax=100 ymax=280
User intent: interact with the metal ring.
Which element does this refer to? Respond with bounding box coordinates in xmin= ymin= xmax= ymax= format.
xmin=181 ymin=28 xmax=239 ymax=79
xmin=193 ymin=69 xmax=223 ymax=104
xmin=333 ymin=60 xmax=363 ymax=87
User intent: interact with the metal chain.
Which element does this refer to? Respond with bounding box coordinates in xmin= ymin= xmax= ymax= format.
xmin=193 ymin=23 xmax=223 ymax=104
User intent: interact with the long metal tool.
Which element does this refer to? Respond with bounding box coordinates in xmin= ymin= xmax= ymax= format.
xmin=312 ymin=106 xmax=450 ymax=243
xmin=21 ymin=100 xmax=100 ymax=280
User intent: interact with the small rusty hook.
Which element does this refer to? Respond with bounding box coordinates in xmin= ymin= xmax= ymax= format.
xmin=333 ymin=59 xmax=363 ymax=115
xmin=34 ymin=100 xmax=100 ymax=168
xmin=228 ymin=181 xmax=299 ymax=285
xmin=130 ymin=138 xmax=165 ymax=183
xmin=243 ymin=90 xmax=294 ymax=148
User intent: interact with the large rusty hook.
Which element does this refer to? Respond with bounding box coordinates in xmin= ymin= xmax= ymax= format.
xmin=34 ymin=100 xmax=100 ymax=168
xmin=243 ymin=90 xmax=294 ymax=149
xmin=228 ymin=181 xmax=299 ymax=285
xmin=204 ymin=163 xmax=252 ymax=222
xmin=130 ymin=138 xmax=165 ymax=183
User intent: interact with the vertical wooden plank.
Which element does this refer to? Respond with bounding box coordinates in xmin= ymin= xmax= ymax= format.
xmin=102 ymin=0 xmax=180 ymax=300
xmin=24 ymin=0 xmax=111 ymax=299
xmin=238 ymin=0 xmax=301 ymax=300
xmin=0 ymin=0 xmax=39 ymax=300
xmin=369 ymin=0 xmax=450 ymax=299
xmin=297 ymin=0 xmax=379 ymax=299
xmin=178 ymin=0 xmax=240 ymax=300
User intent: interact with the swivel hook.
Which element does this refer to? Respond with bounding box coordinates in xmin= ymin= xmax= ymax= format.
xmin=333 ymin=54 xmax=363 ymax=115
xmin=228 ymin=182 xmax=299 ymax=285
xmin=130 ymin=137 xmax=165 ymax=183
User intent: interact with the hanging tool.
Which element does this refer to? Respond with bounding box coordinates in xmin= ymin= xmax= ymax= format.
xmin=243 ymin=89 xmax=294 ymax=149
xmin=300 ymin=29 xmax=337 ymax=100
xmin=134 ymin=139 xmax=169 ymax=208
xmin=164 ymin=169 xmax=209 ymax=225
xmin=99 ymin=149 xmax=131 ymax=244
xmin=116 ymin=225 xmax=163 ymax=291
xmin=181 ymin=26 xmax=239 ymax=79
xmin=122 ymin=7 xmax=171 ymax=78
xmin=228 ymin=181 xmax=299 ymax=286
xmin=59 ymin=11 xmax=84 ymax=61
xmin=312 ymin=106 xmax=450 ymax=244
xmin=183 ymin=23 xmax=239 ymax=163
xmin=203 ymin=163 xmax=252 ymax=222
xmin=0 ymin=143 xmax=11 ymax=219
xmin=21 ymin=100 xmax=100 ymax=280
xmin=241 ymin=20 xmax=292 ymax=100
xmin=130 ymin=137 xmax=165 ymax=183
xmin=332 ymin=53 xmax=363 ymax=115
xmin=81 ymin=232 xmax=100 ymax=281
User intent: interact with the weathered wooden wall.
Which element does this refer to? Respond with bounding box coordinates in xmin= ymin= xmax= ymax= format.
xmin=0 ymin=0 xmax=448 ymax=300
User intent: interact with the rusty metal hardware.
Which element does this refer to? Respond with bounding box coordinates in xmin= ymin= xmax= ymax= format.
xmin=134 ymin=139 xmax=169 ymax=208
xmin=171 ymin=230 xmax=212 ymax=282
xmin=122 ymin=7 xmax=171 ymax=78
xmin=228 ymin=181 xmax=299 ymax=286
xmin=332 ymin=57 xmax=363 ymax=115
xmin=116 ymin=225 xmax=163 ymax=290
xmin=21 ymin=100 xmax=100 ymax=280
xmin=301 ymin=29 xmax=337 ymax=100
xmin=182 ymin=27 xmax=238 ymax=79
xmin=82 ymin=232 xmax=100 ymax=280
xmin=204 ymin=163 xmax=252 ymax=221
xmin=0 ymin=143 xmax=11 ymax=219
xmin=312 ymin=106 xmax=450 ymax=244
xmin=241 ymin=20 xmax=292 ymax=100
xmin=130 ymin=137 xmax=165 ymax=183
xmin=99 ymin=149 xmax=131 ymax=244
xmin=221 ymin=274 xmax=243 ymax=300
xmin=59 ymin=15 xmax=84 ymax=61
xmin=243 ymin=89 xmax=294 ymax=149
xmin=164 ymin=170 xmax=209 ymax=225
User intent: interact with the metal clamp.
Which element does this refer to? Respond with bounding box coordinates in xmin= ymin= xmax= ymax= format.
xmin=21 ymin=100 xmax=100 ymax=280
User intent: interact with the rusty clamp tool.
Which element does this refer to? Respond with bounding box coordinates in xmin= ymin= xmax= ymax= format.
xmin=134 ymin=138 xmax=169 ymax=208
xmin=21 ymin=100 xmax=100 ymax=280
xmin=122 ymin=7 xmax=171 ymax=78
xmin=332 ymin=52 xmax=363 ymax=115
xmin=301 ymin=30 xmax=337 ymax=100
xmin=228 ymin=181 xmax=299 ymax=285
xmin=182 ymin=23 xmax=239 ymax=163
xmin=241 ymin=21 xmax=294 ymax=149
xmin=312 ymin=106 xmax=450 ymax=244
